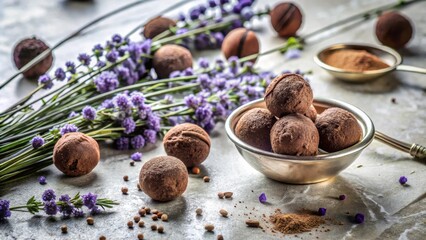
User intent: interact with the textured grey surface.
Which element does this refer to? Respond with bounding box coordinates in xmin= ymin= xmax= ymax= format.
xmin=1 ymin=0 xmax=426 ymax=239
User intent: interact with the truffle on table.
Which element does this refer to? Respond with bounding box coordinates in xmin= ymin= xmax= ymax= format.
xmin=53 ymin=132 xmax=100 ymax=176
xmin=270 ymin=114 xmax=319 ymax=156
xmin=143 ymin=16 xmax=176 ymax=39
xmin=153 ymin=44 xmax=193 ymax=78
xmin=270 ymin=2 xmax=303 ymax=37
xmin=315 ymin=107 xmax=362 ymax=152
xmin=13 ymin=37 xmax=53 ymax=79
xmin=139 ymin=156 xmax=188 ymax=202
xmin=221 ymin=28 xmax=260 ymax=62
xmin=235 ymin=108 xmax=276 ymax=151
xmin=264 ymin=73 xmax=313 ymax=118
xmin=375 ymin=11 xmax=413 ymax=49
xmin=303 ymin=105 xmax=317 ymax=122
xmin=163 ymin=123 xmax=211 ymax=167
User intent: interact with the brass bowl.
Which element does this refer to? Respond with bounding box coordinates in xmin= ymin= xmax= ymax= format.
xmin=225 ymin=98 xmax=375 ymax=184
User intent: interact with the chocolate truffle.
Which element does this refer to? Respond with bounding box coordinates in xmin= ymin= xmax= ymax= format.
xmin=143 ymin=16 xmax=176 ymax=39
xmin=235 ymin=108 xmax=276 ymax=151
xmin=315 ymin=107 xmax=362 ymax=152
xmin=264 ymin=73 xmax=313 ymax=118
xmin=303 ymin=105 xmax=317 ymax=122
xmin=375 ymin=11 xmax=413 ymax=49
xmin=139 ymin=156 xmax=188 ymax=202
xmin=163 ymin=123 xmax=210 ymax=167
xmin=270 ymin=114 xmax=319 ymax=156
xmin=270 ymin=2 xmax=303 ymax=37
xmin=53 ymin=132 xmax=100 ymax=176
xmin=221 ymin=28 xmax=260 ymax=62
xmin=13 ymin=37 xmax=53 ymax=79
xmin=153 ymin=44 xmax=193 ymax=78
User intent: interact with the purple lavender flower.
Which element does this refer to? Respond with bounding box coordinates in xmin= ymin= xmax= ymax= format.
xmin=232 ymin=4 xmax=243 ymax=14
xmin=94 ymin=71 xmax=119 ymax=93
xmin=178 ymin=13 xmax=186 ymax=22
xmin=318 ymin=208 xmax=327 ymax=216
xmin=399 ymin=176 xmax=408 ymax=185
xmin=106 ymin=50 xmax=118 ymax=63
xmin=58 ymin=194 xmax=74 ymax=217
xmin=31 ymin=136 xmax=45 ymax=149
xmin=127 ymin=42 xmax=142 ymax=61
xmin=198 ymin=58 xmax=210 ymax=69
xmin=197 ymin=74 xmax=212 ymax=89
xmin=0 ymin=199 xmax=11 ymax=220
xmin=220 ymin=0 xmax=229 ymax=4
xmin=78 ymin=53 xmax=91 ymax=66
xmin=112 ymin=34 xmax=122 ymax=43
xmin=185 ymin=94 xmax=204 ymax=108
xmin=231 ymin=19 xmax=243 ymax=29
xmin=82 ymin=192 xmax=97 ymax=209
xmin=44 ymin=200 xmax=58 ymax=216
xmin=131 ymin=152 xmax=142 ymax=161
xmin=68 ymin=111 xmax=78 ymax=118
xmin=199 ymin=5 xmax=207 ymax=14
xmin=82 ymin=106 xmax=97 ymax=121
xmin=137 ymin=104 xmax=152 ymax=120
xmin=241 ymin=7 xmax=254 ymax=20
xmin=189 ymin=8 xmax=201 ymax=20
xmin=130 ymin=135 xmax=145 ymax=149
xmin=115 ymin=137 xmax=129 ymax=150
xmin=72 ymin=208 xmax=84 ymax=217
xmin=130 ymin=92 xmax=145 ymax=107
xmin=113 ymin=94 xmax=132 ymax=111
xmin=60 ymin=124 xmax=79 ymax=136
xmin=195 ymin=105 xmax=213 ymax=124
xmin=54 ymin=68 xmax=66 ymax=81
xmin=208 ymin=0 xmax=217 ymax=8
xmin=117 ymin=46 xmax=127 ymax=57
xmin=38 ymin=74 xmax=53 ymax=89
xmin=144 ymin=129 xmax=157 ymax=144
xmin=92 ymin=44 xmax=104 ymax=57
xmin=285 ymin=48 xmax=301 ymax=59
xmin=259 ymin=193 xmax=267 ymax=203
xmin=213 ymin=32 xmax=224 ymax=47
xmin=42 ymin=189 xmax=56 ymax=201
xmin=65 ymin=61 xmax=76 ymax=74
xmin=59 ymin=194 xmax=70 ymax=202
xmin=96 ymin=61 xmax=106 ymax=68
xmin=140 ymin=39 xmax=151 ymax=55
xmin=101 ymin=99 xmax=115 ymax=109
xmin=122 ymin=117 xmax=136 ymax=134
xmin=38 ymin=176 xmax=47 ymax=185
xmin=355 ymin=213 xmax=365 ymax=224
xmin=90 ymin=205 xmax=101 ymax=215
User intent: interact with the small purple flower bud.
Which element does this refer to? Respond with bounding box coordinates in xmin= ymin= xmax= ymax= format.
xmin=339 ymin=194 xmax=346 ymax=200
xmin=38 ymin=176 xmax=47 ymax=185
xmin=42 ymin=189 xmax=56 ymax=201
xmin=60 ymin=124 xmax=79 ymax=136
xmin=82 ymin=106 xmax=97 ymax=121
xmin=38 ymin=74 xmax=53 ymax=89
xmin=31 ymin=136 xmax=45 ymax=149
xmin=399 ymin=176 xmax=408 ymax=185
xmin=259 ymin=193 xmax=267 ymax=203
xmin=44 ymin=200 xmax=58 ymax=216
xmin=78 ymin=53 xmax=91 ymax=66
xmin=131 ymin=152 xmax=142 ymax=161
xmin=354 ymin=213 xmax=364 ymax=224
xmin=318 ymin=208 xmax=327 ymax=216
xmin=65 ymin=61 xmax=76 ymax=74
xmin=54 ymin=68 xmax=66 ymax=81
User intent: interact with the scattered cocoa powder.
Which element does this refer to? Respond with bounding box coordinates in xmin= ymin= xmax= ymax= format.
xmin=269 ymin=212 xmax=325 ymax=234
xmin=323 ymin=49 xmax=389 ymax=72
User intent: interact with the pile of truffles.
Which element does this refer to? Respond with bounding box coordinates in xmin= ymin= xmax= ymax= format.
xmin=236 ymin=73 xmax=362 ymax=155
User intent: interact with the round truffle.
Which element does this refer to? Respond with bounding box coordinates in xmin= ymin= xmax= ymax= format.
xmin=270 ymin=2 xmax=303 ymax=37
xmin=143 ymin=16 xmax=176 ymax=39
xmin=303 ymin=105 xmax=317 ymax=122
xmin=153 ymin=44 xmax=193 ymax=78
xmin=163 ymin=123 xmax=211 ymax=167
xmin=270 ymin=114 xmax=319 ymax=156
xmin=235 ymin=108 xmax=276 ymax=151
xmin=139 ymin=156 xmax=188 ymax=202
xmin=53 ymin=132 xmax=100 ymax=176
xmin=264 ymin=73 xmax=313 ymax=118
xmin=375 ymin=11 xmax=413 ymax=49
xmin=221 ymin=28 xmax=260 ymax=62
xmin=13 ymin=37 xmax=53 ymax=79
xmin=315 ymin=107 xmax=362 ymax=152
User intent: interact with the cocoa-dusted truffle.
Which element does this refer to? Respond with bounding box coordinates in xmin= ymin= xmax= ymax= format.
xmin=13 ymin=37 xmax=53 ymax=79
xmin=139 ymin=156 xmax=188 ymax=202
xmin=270 ymin=114 xmax=319 ymax=156
xmin=235 ymin=108 xmax=276 ymax=151
xmin=264 ymin=73 xmax=313 ymax=118
xmin=315 ymin=107 xmax=362 ymax=152
xmin=53 ymin=132 xmax=100 ymax=176
xmin=163 ymin=123 xmax=210 ymax=167
xmin=270 ymin=2 xmax=303 ymax=37
xmin=303 ymin=105 xmax=317 ymax=122
xmin=143 ymin=16 xmax=176 ymax=39
xmin=221 ymin=28 xmax=260 ymax=62
xmin=153 ymin=44 xmax=193 ymax=78
xmin=375 ymin=11 xmax=413 ymax=49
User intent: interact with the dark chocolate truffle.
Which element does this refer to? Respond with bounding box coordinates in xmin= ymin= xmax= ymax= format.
xmin=139 ymin=156 xmax=188 ymax=202
xmin=264 ymin=73 xmax=313 ymax=118
xmin=143 ymin=16 xmax=176 ymax=39
xmin=13 ymin=37 xmax=53 ymax=79
xmin=153 ymin=44 xmax=193 ymax=78
xmin=270 ymin=2 xmax=303 ymax=37
xmin=375 ymin=11 xmax=413 ymax=49
xmin=315 ymin=107 xmax=362 ymax=152
xmin=53 ymin=132 xmax=100 ymax=176
xmin=235 ymin=108 xmax=276 ymax=151
xmin=221 ymin=28 xmax=260 ymax=62
xmin=270 ymin=114 xmax=319 ymax=156
xmin=303 ymin=105 xmax=317 ymax=122
xmin=163 ymin=123 xmax=210 ymax=167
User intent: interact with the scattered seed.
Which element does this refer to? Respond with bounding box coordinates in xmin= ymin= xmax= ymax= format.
xmin=192 ymin=167 xmax=201 ymax=174
xmin=152 ymin=215 xmax=158 ymax=221
xmin=99 ymin=236 xmax=106 ymax=240
xmin=152 ymin=209 xmax=159 ymax=214
xmin=151 ymin=224 xmax=157 ymax=231
xmin=219 ymin=209 xmax=228 ymax=217
xmin=137 ymin=233 xmax=144 ymax=240
xmin=205 ymin=224 xmax=215 ymax=232
xmin=217 ymin=234 xmax=224 ymax=240
xmin=130 ymin=161 xmax=135 ymax=166
xmin=196 ymin=208 xmax=203 ymax=216
xmin=139 ymin=208 xmax=146 ymax=216
xmin=145 ymin=207 xmax=151 ymax=214
xmin=138 ymin=220 xmax=145 ymax=227
xmin=127 ymin=221 xmax=134 ymax=228
xmin=61 ymin=225 xmax=68 ymax=233
xmin=224 ymin=192 xmax=233 ymax=198
xmin=134 ymin=216 xmax=141 ymax=223
xmin=245 ymin=219 xmax=260 ymax=228
xmin=161 ymin=214 xmax=168 ymax=221
xmin=157 ymin=225 xmax=164 ymax=233
xmin=157 ymin=211 xmax=164 ymax=217
xmin=87 ymin=217 xmax=94 ymax=225
xmin=203 ymin=176 xmax=210 ymax=182
xmin=121 ymin=187 xmax=129 ymax=195
xmin=218 ymin=192 xmax=224 ymax=199
xmin=123 ymin=175 xmax=129 ymax=181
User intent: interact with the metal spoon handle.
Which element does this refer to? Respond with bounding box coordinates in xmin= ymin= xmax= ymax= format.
xmin=374 ymin=131 xmax=426 ymax=159
xmin=396 ymin=65 xmax=426 ymax=74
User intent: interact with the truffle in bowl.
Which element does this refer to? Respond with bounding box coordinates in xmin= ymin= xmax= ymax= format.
xmin=225 ymin=98 xmax=374 ymax=184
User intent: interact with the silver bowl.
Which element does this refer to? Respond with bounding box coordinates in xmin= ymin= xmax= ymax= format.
xmin=225 ymin=98 xmax=375 ymax=184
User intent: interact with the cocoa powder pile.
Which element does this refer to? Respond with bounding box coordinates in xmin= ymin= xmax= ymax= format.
xmin=269 ymin=212 xmax=325 ymax=234
xmin=323 ymin=49 xmax=389 ymax=72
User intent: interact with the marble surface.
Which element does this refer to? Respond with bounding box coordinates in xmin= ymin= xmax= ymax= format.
xmin=1 ymin=0 xmax=426 ymax=239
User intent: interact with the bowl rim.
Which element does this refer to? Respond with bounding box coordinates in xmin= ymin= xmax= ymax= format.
xmin=225 ymin=97 xmax=375 ymax=161
xmin=313 ymin=43 xmax=402 ymax=75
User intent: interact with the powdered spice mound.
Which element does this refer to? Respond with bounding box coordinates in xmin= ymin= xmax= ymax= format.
xmin=323 ymin=49 xmax=389 ymax=72
xmin=270 ymin=213 xmax=325 ymax=234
